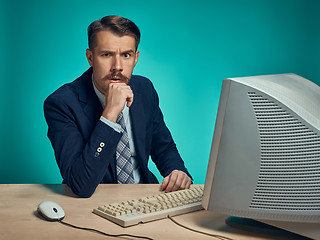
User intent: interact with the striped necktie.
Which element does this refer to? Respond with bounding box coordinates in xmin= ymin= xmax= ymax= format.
xmin=116 ymin=112 xmax=134 ymax=184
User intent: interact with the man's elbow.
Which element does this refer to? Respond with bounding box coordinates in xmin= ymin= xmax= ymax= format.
xmin=69 ymin=183 xmax=96 ymax=198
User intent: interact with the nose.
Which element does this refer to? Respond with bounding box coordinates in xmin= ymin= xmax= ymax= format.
xmin=111 ymin=55 xmax=123 ymax=72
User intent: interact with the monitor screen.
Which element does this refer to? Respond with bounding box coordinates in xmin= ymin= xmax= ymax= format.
xmin=202 ymin=74 xmax=320 ymax=240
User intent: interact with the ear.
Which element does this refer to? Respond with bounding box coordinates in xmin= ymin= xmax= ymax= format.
xmin=134 ymin=50 xmax=140 ymax=67
xmin=86 ymin=49 xmax=93 ymax=67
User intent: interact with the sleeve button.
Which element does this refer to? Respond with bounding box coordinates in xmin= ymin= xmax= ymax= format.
xmin=100 ymin=142 xmax=105 ymax=147
xmin=97 ymin=147 xmax=102 ymax=152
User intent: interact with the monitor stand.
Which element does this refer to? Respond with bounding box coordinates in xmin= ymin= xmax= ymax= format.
xmin=225 ymin=216 xmax=312 ymax=239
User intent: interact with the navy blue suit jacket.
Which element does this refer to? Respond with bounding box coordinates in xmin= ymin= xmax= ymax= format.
xmin=44 ymin=68 xmax=191 ymax=197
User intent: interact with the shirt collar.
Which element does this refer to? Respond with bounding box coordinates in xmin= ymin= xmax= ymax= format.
xmin=92 ymin=74 xmax=106 ymax=108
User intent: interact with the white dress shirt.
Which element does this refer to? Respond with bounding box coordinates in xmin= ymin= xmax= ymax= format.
xmin=92 ymin=78 xmax=141 ymax=183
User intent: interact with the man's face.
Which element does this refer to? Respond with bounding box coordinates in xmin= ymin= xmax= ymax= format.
xmin=86 ymin=30 xmax=139 ymax=94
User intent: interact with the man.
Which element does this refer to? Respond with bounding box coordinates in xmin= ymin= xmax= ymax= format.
xmin=44 ymin=16 xmax=192 ymax=198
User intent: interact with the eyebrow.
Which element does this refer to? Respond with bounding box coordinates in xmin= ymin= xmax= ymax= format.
xmin=99 ymin=49 xmax=136 ymax=54
xmin=123 ymin=50 xmax=135 ymax=53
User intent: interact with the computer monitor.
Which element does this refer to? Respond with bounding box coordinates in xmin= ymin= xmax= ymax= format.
xmin=202 ymin=73 xmax=320 ymax=240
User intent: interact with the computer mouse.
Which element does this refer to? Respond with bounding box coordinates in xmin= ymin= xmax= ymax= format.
xmin=37 ymin=200 xmax=65 ymax=221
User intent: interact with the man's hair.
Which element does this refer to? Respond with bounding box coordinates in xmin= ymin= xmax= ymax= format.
xmin=88 ymin=15 xmax=141 ymax=50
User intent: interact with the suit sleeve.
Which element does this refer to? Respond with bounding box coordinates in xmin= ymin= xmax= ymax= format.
xmin=148 ymin=84 xmax=192 ymax=179
xmin=44 ymin=94 xmax=122 ymax=197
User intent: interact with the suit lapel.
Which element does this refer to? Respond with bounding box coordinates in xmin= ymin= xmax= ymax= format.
xmin=129 ymin=79 xmax=147 ymax=166
xmin=78 ymin=68 xmax=103 ymax=135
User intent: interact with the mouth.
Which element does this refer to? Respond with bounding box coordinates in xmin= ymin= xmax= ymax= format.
xmin=106 ymin=72 xmax=129 ymax=83
xmin=109 ymin=77 xmax=123 ymax=82
xmin=110 ymin=77 xmax=121 ymax=80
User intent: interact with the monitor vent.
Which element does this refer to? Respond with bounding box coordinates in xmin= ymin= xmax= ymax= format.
xmin=248 ymin=92 xmax=320 ymax=211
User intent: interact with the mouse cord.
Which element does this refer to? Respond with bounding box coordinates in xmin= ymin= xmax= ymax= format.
xmin=58 ymin=219 xmax=154 ymax=240
xmin=168 ymin=216 xmax=235 ymax=240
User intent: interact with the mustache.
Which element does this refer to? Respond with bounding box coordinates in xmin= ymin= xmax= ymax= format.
xmin=105 ymin=72 xmax=129 ymax=83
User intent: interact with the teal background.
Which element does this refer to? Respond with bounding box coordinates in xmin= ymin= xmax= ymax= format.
xmin=0 ymin=0 xmax=319 ymax=184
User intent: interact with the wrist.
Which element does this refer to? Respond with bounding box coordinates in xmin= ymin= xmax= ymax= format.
xmin=102 ymin=109 xmax=118 ymax=123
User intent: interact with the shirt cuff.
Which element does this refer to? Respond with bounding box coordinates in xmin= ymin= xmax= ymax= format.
xmin=99 ymin=116 xmax=122 ymax=133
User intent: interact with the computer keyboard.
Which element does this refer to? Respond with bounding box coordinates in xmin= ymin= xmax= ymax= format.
xmin=93 ymin=185 xmax=204 ymax=227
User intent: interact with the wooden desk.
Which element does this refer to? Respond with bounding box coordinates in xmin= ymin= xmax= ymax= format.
xmin=0 ymin=184 xmax=309 ymax=240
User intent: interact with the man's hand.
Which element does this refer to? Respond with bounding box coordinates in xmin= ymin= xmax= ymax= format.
xmin=102 ymin=83 xmax=134 ymax=122
xmin=160 ymin=170 xmax=192 ymax=193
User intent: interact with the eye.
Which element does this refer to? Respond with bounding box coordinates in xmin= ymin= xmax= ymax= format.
xmin=123 ymin=53 xmax=131 ymax=58
xmin=101 ymin=51 xmax=112 ymax=57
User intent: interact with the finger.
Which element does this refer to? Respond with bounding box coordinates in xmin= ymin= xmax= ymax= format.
xmin=160 ymin=175 xmax=170 ymax=191
xmin=186 ymin=177 xmax=192 ymax=189
xmin=107 ymin=82 xmax=126 ymax=92
xmin=126 ymin=93 xmax=134 ymax=107
xmin=181 ymin=176 xmax=192 ymax=190
xmin=164 ymin=172 xmax=179 ymax=193
xmin=171 ymin=172 xmax=186 ymax=191
xmin=179 ymin=175 xmax=188 ymax=190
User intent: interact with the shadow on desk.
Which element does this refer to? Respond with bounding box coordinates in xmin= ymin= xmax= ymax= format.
xmin=192 ymin=211 xmax=312 ymax=240
xmin=43 ymin=184 xmax=78 ymax=198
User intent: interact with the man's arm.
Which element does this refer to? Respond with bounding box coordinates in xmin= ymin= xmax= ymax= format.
xmin=44 ymin=81 xmax=134 ymax=197
xmin=146 ymin=81 xmax=192 ymax=191
xmin=44 ymin=93 xmax=122 ymax=197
